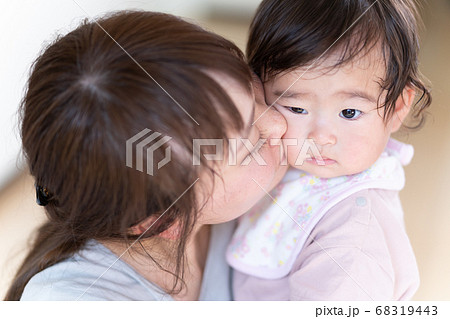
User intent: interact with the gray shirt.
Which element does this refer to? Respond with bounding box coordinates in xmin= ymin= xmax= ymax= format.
xmin=21 ymin=222 xmax=234 ymax=300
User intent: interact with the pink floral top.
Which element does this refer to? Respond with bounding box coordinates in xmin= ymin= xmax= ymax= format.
xmin=227 ymin=139 xmax=419 ymax=300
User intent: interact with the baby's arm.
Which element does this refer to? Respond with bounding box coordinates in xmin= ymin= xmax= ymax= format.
xmin=289 ymin=189 xmax=419 ymax=301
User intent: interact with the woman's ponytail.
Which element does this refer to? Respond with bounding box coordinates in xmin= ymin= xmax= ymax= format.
xmin=5 ymin=222 xmax=86 ymax=300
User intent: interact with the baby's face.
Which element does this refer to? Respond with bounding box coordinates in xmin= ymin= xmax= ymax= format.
xmin=264 ymin=49 xmax=397 ymax=178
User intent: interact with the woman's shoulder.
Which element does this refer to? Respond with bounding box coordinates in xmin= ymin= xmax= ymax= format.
xmin=21 ymin=240 xmax=168 ymax=301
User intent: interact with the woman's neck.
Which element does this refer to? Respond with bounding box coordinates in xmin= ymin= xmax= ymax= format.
xmin=101 ymin=224 xmax=211 ymax=300
xmin=175 ymin=224 xmax=210 ymax=300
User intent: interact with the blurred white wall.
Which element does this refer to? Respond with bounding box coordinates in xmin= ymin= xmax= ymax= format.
xmin=0 ymin=0 xmax=261 ymax=189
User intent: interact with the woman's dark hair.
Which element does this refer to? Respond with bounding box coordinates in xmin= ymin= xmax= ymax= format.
xmin=5 ymin=11 xmax=252 ymax=300
xmin=247 ymin=0 xmax=431 ymax=128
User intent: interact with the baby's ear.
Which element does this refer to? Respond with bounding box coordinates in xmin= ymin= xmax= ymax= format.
xmin=391 ymin=86 xmax=416 ymax=132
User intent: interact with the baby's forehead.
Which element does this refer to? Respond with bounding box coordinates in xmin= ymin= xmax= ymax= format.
xmin=299 ymin=44 xmax=385 ymax=75
xmin=266 ymin=45 xmax=387 ymax=90
xmin=264 ymin=48 xmax=388 ymax=104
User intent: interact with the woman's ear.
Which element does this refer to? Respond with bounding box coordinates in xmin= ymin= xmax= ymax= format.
xmin=391 ymin=86 xmax=416 ymax=132
xmin=129 ymin=216 xmax=180 ymax=240
xmin=129 ymin=217 xmax=153 ymax=236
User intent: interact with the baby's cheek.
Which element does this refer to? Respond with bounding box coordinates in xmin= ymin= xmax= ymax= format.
xmin=344 ymin=142 xmax=381 ymax=172
xmin=283 ymin=123 xmax=304 ymax=140
xmin=344 ymin=147 xmax=362 ymax=160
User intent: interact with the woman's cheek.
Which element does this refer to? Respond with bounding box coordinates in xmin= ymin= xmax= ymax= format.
xmin=257 ymin=147 xmax=286 ymax=189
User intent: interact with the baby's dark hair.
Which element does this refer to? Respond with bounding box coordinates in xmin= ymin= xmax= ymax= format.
xmin=247 ymin=0 xmax=431 ymax=128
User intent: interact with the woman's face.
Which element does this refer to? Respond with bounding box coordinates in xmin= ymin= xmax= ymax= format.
xmin=196 ymin=75 xmax=287 ymax=224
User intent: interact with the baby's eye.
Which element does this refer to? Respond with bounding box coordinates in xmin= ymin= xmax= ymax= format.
xmin=339 ymin=109 xmax=362 ymax=120
xmin=288 ymin=107 xmax=308 ymax=114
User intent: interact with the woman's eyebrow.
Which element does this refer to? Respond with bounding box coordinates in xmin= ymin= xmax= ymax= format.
xmin=243 ymin=102 xmax=255 ymax=139
xmin=236 ymin=102 xmax=256 ymax=153
xmin=249 ymin=102 xmax=255 ymax=130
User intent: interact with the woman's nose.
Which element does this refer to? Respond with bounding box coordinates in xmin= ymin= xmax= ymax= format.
xmin=251 ymin=74 xmax=286 ymax=140
xmin=253 ymin=101 xmax=287 ymax=140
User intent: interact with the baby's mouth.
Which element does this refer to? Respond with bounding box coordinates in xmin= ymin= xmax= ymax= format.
xmin=306 ymin=156 xmax=337 ymax=166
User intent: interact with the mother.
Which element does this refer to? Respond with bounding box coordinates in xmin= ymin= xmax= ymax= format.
xmin=5 ymin=11 xmax=286 ymax=300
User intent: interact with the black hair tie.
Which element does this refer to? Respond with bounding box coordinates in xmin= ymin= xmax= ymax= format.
xmin=36 ymin=184 xmax=51 ymax=206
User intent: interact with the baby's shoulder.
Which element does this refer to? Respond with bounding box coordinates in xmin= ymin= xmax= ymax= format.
xmin=310 ymin=188 xmax=405 ymax=247
xmin=290 ymin=188 xmax=418 ymax=299
xmin=323 ymin=187 xmax=402 ymax=221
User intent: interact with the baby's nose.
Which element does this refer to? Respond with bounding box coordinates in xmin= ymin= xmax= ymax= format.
xmin=307 ymin=122 xmax=336 ymax=146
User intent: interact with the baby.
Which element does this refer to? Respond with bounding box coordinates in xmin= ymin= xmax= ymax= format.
xmin=227 ymin=0 xmax=431 ymax=300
